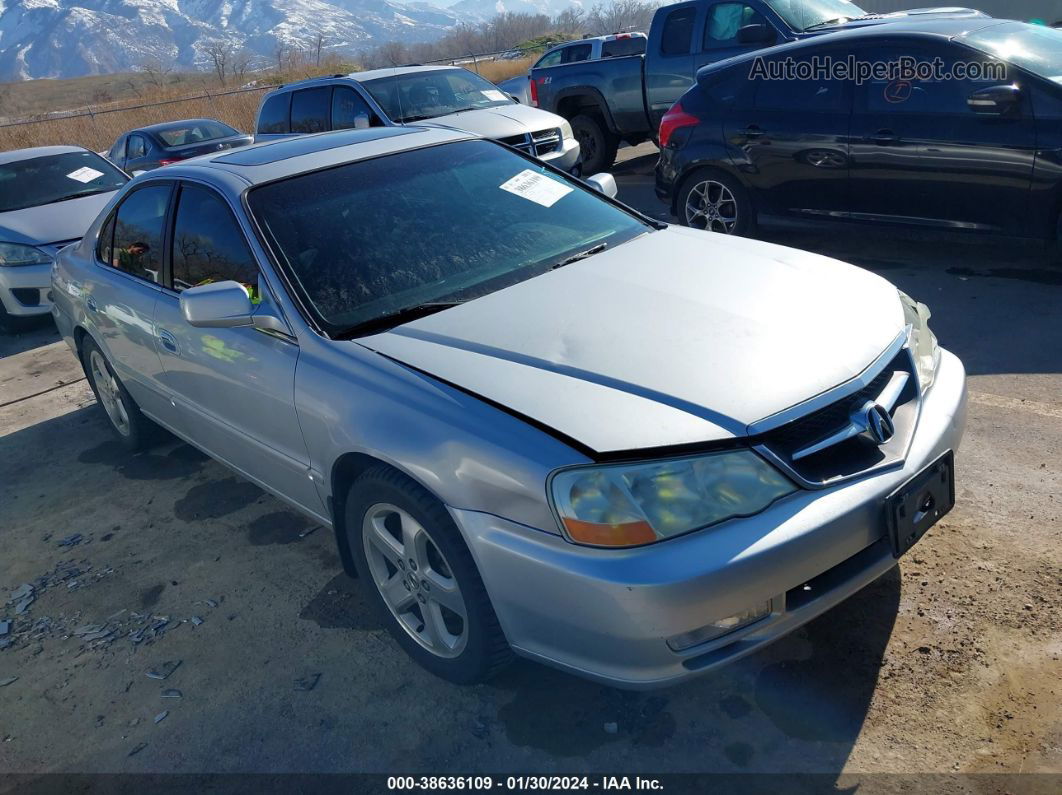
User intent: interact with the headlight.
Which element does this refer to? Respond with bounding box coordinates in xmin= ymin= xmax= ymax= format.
xmin=899 ymin=291 xmax=940 ymax=393
xmin=559 ymin=120 xmax=573 ymax=141
xmin=549 ymin=450 xmax=797 ymax=547
xmin=0 ymin=242 xmax=52 ymax=267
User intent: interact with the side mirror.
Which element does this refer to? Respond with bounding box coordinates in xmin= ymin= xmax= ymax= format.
xmin=737 ymin=24 xmax=776 ymax=45
xmin=586 ymin=172 xmax=618 ymax=199
xmin=968 ymin=84 xmax=1023 ymax=116
xmin=507 ymin=93 xmax=521 ymax=103
xmin=180 ymin=281 xmax=254 ymax=328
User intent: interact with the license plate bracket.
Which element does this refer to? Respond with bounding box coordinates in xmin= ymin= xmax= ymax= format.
xmin=886 ymin=451 xmax=955 ymax=558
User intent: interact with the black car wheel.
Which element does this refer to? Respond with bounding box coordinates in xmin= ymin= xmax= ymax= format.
xmin=677 ymin=169 xmax=756 ymax=237
xmin=570 ymin=114 xmax=619 ymax=175
xmin=346 ymin=465 xmax=513 ymax=684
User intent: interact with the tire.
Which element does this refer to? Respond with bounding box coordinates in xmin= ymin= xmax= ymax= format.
xmin=346 ymin=465 xmax=513 ymax=684
xmin=81 ymin=337 xmax=159 ymax=451
xmin=570 ymin=113 xmax=619 ymax=175
xmin=676 ymin=168 xmax=757 ymax=237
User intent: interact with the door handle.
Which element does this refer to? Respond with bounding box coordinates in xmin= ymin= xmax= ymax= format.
xmin=745 ymin=125 xmax=766 ymax=139
xmin=158 ymin=329 xmax=179 ymax=355
xmin=868 ymin=129 xmax=899 ymax=145
xmin=86 ymin=296 xmax=98 ymax=313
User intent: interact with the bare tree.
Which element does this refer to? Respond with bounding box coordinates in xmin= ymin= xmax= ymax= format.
xmin=206 ymin=41 xmax=232 ymax=86
xmin=553 ymin=7 xmax=587 ymax=35
xmin=314 ymin=34 xmax=325 ymax=67
xmin=140 ymin=54 xmax=175 ymax=89
xmin=231 ymin=48 xmax=256 ymax=84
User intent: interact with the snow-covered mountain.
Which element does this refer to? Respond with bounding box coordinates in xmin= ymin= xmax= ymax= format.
xmin=0 ymin=0 xmax=465 ymax=80
xmin=446 ymin=0 xmax=582 ymax=22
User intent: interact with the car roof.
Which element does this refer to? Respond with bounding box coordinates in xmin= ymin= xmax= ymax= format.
xmin=347 ymin=64 xmax=468 ymax=82
xmin=153 ymin=126 xmax=474 ymax=187
xmin=0 ymin=145 xmax=91 ymax=166
xmin=133 ymin=118 xmax=229 ymax=135
xmin=700 ymin=17 xmax=1013 ymax=75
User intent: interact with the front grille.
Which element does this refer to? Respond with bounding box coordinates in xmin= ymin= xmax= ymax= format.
xmin=11 ymin=288 xmax=41 ymax=307
xmin=499 ymin=128 xmax=562 ymax=157
xmin=755 ymin=345 xmax=920 ymax=487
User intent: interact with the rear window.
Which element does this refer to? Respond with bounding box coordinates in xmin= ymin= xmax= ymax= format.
xmin=156 ymin=121 xmax=237 ymax=147
xmin=0 ymin=151 xmax=128 ymax=213
xmin=258 ymin=92 xmax=292 ymax=135
xmin=291 ymin=87 xmax=332 ymax=134
xmin=602 ymin=36 xmax=646 ymax=58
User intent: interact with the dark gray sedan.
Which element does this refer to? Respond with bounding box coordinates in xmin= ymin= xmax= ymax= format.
xmin=106 ymin=118 xmax=252 ymax=173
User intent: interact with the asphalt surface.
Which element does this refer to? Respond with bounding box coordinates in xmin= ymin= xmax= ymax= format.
xmin=0 ymin=143 xmax=1059 ymax=784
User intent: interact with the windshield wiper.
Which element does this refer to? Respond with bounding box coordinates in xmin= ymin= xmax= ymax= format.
xmin=550 ymin=243 xmax=607 ymax=271
xmin=803 ymin=16 xmax=852 ymax=30
xmin=336 ymin=301 xmax=463 ymax=338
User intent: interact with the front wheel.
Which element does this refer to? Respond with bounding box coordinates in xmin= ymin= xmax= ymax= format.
xmin=570 ymin=114 xmax=618 ymax=175
xmin=677 ymin=169 xmax=756 ymax=237
xmin=346 ymin=466 xmax=513 ymax=684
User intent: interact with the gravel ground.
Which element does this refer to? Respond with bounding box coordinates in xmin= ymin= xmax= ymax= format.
xmin=0 ymin=145 xmax=1059 ymax=788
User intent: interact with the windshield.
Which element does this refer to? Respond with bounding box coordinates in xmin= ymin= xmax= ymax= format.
xmin=0 ymin=150 xmax=128 ymax=213
xmin=248 ymin=140 xmax=648 ymax=336
xmin=767 ymin=0 xmax=866 ymax=31
xmin=156 ymin=120 xmax=239 ymax=147
xmin=964 ymin=22 xmax=1062 ymax=84
xmin=360 ymin=69 xmax=514 ymax=123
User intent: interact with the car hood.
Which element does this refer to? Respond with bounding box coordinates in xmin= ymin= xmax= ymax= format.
xmin=418 ymin=103 xmax=564 ymax=138
xmin=806 ymin=7 xmax=988 ymax=33
xmin=358 ymin=226 xmax=906 ymax=454
xmin=0 ymin=190 xmax=117 ymax=250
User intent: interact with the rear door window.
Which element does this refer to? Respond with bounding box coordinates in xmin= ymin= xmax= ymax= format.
xmin=561 ymin=43 xmax=593 ymax=64
xmin=602 ymin=36 xmax=646 ymax=58
xmin=108 ymin=184 xmax=171 ymax=283
xmin=291 ymin=87 xmax=332 ymax=134
xmin=258 ymin=92 xmax=292 ymax=134
xmin=660 ymin=7 xmax=697 ymax=56
xmin=127 ymin=134 xmax=148 ymax=159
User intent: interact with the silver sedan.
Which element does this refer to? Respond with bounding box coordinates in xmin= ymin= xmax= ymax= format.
xmin=51 ymin=127 xmax=967 ymax=688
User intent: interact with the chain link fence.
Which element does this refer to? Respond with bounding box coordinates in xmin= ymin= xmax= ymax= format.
xmin=0 ymin=85 xmax=271 ymax=154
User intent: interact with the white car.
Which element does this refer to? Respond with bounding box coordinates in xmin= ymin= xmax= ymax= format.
xmin=254 ymin=66 xmax=581 ymax=173
xmin=0 ymin=146 xmax=128 ymax=331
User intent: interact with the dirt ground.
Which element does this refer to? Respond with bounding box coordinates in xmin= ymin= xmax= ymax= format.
xmin=0 ymin=145 xmax=1059 ymax=789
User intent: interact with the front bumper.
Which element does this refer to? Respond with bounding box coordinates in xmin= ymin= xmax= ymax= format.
xmin=454 ymin=348 xmax=968 ymax=689
xmin=540 ymin=137 xmax=581 ymax=173
xmin=0 ymin=262 xmax=53 ymax=318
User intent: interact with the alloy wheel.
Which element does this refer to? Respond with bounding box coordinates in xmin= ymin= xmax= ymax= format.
xmin=362 ymin=502 xmax=468 ymax=658
xmin=89 ymin=350 xmax=130 ymax=436
xmin=685 ymin=179 xmax=738 ymax=234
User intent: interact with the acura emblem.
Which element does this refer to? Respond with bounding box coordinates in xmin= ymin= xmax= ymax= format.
xmin=860 ymin=401 xmax=896 ymax=444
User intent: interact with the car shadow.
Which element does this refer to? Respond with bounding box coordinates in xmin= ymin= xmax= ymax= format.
xmin=0 ymin=316 xmax=60 ymax=359
xmin=488 ymin=564 xmax=900 ymax=773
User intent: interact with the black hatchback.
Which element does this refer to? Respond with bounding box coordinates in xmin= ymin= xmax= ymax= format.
xmin=656 ymin=18 xmax=1062 ymax=244
xmin=107 ymin=119 xmax=253 ymax=174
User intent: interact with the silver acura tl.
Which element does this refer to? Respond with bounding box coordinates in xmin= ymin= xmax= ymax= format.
xmin=51 ymin=127 xmax=968 ymax=688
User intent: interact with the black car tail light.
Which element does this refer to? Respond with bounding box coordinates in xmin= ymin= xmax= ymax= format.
xmin=659 ymin=102 xmax=700 ymax=149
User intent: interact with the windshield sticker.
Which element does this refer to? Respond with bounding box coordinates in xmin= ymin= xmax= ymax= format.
xmin=499 ymin=170 xmax=573 ymax=208
xmin=481 ymin=89 xmax=508 ymax=101
xmin=66 ymin=166 xmax=104 ymax=183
